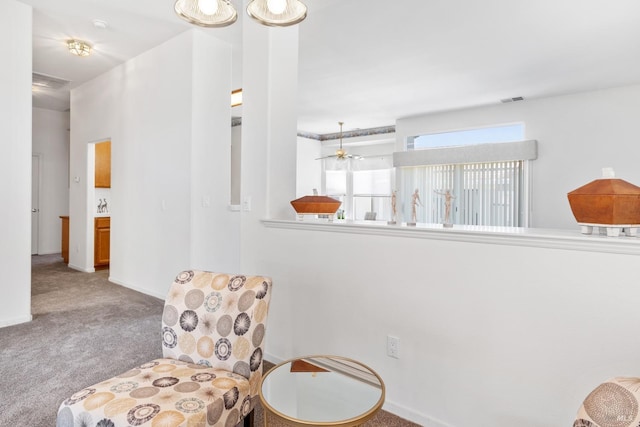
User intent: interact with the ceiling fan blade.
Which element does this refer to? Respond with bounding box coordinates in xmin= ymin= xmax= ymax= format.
xmin=315 ymin=154 xmax=338 ymax=160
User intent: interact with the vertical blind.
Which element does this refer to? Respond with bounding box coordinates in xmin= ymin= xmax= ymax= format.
xmin=400 ymin=160 xmax=525 ymax=226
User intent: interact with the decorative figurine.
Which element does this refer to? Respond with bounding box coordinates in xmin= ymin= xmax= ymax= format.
xmin=388 ymin=190 xmax=397 ymax=225
xmin=435 ymin=189 xmax=455 ymax=227
xmin=408 ymin=188 xmax=421 ymax=226
xmin=97 ymin=198 xmax=109 ymax=214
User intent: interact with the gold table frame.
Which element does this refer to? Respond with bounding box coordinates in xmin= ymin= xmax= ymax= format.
xmin=259 ymin=355 xmax=386 ymax=427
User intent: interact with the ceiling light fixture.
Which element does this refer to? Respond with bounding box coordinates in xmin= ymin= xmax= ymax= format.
xmin=316 ymin=122 xmax=362 ymax=161
xmin=174 ymin=0 xmax=238 ymax=27
xmin=246 ymin=0 xmax=307 ymax=26
xmin=67 ymin=39 xmax=92 ymax=57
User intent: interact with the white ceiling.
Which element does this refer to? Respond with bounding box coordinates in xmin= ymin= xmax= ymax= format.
xmin=22 ymin=0 xmax=640 ymax=135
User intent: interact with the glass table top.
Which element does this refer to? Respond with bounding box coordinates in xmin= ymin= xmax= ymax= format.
xmin=259 ymin=355 xmax=385 ymax=426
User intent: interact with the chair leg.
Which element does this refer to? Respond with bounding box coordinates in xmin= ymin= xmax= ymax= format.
xmin=243 ymin=409 xmax=255 ymax=427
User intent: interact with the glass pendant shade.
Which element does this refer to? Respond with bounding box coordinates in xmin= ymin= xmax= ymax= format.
xmin=247 ymin=0 xmax=307 ymax=27
xmin=174 ymin=0 xmax=237 ymax=27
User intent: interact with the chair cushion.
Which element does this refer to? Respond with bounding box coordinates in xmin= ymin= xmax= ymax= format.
xmin=575 ymin=377 xmax=640 ymax=427
xmin=162 ymin=272 xmax=271 ymax=399
xmin=57 ymin=358 xmax=251 ymax=427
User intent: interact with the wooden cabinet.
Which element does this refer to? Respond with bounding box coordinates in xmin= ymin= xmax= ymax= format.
xmin=95 ymin=141 xmax=111 ymax=188
xmin=94 ymin=217 xmax=110 ymax=269
xmin=60 ymin=216 xmax=69 ymax=264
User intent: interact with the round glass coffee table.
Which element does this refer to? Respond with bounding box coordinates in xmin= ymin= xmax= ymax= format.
xmin=259 ymin=355 xmax=385 ymax=426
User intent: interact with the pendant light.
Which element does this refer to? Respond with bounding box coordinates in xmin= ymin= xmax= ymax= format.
xmin=174 ymin=0 xmax=238 ymax=28
xmin=246 ymin=0 xmax=307 ymax=27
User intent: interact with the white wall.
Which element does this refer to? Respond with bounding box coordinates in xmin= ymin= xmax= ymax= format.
xmin=231 ymin=125 xmax=241 ymax=205
xmin=241 ymin=84 xmax=640 ymax=426
xmin=0 ymin=0 xmax=32 ymax=327
xmin=32 ymin=108 xmax=70 ymax=254
xmin=397 ymin=84 xmax=640 ymax=230
xmin=70 ymin=30 xmax=237 ymax=297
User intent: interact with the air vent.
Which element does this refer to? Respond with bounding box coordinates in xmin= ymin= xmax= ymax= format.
xmin=32 ymin=72 xmax=70 ymax=90
xmin=501 ymin=96 xmax=525 ymax=103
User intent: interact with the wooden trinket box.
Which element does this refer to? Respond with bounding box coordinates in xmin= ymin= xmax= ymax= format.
xmin=567 ymin=178 xmax=640 ymax=236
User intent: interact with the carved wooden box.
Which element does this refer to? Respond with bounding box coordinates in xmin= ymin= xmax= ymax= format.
xmin=290 ymin=195 xmax=341 ymax=215
xmin=567 ymin=178 xmax=640 ymax=225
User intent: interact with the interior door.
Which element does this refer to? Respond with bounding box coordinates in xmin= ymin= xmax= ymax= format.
xmin=31 ymin=155 xmax=40 ymax=255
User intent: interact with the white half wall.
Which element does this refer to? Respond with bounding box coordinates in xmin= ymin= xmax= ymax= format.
xmin=254 ymin=224 xmax=640 ymax=427
xmin=396 ymin=84 xmax=640 ymax=230
xmin=0 ymin=0 xmax=32 ymax=327
xmin=32 ymin=108 xmax=70 ymax=255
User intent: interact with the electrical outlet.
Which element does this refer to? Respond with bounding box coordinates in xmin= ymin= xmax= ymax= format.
xmin=387 ymin=335 xmax=400 ymax=359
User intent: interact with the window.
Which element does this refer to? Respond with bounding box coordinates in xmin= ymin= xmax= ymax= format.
xmin=395 ymin=124 xmax=536 ymax=227
xmin=353 ymin=169 xmax=392 ymax=220
xmin=399 ymin=161 xmax=526 ymax=226
xmin=409 ymin=124 xmax=525 ymax=150
xmin=323 ymin=157 xmax=393 ymax=221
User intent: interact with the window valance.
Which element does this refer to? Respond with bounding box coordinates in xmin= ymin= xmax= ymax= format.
xmin=393 ymin=140 xmax=538 ymax=167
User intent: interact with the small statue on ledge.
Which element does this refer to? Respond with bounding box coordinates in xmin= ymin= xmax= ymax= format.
xmin=408 ymin=188 xmax=421 ymax=226
xmin=435 ymin=189 xmax=455 ymax=227
xmin=388 ymin=190 xmax=397 ymax=225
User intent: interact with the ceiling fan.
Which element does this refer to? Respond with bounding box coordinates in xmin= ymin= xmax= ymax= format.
xmin=316 ymin=122 xmax=362 ymax=160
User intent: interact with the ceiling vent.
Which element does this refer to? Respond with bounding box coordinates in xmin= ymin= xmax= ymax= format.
xmin=501 ymin=96 xmax=525 ymax=103
xmin=32 ymin=72 xmax=71 ymax=90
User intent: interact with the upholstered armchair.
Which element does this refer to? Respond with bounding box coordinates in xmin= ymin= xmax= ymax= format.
xmin=57 ymin=270 xmax=272 ymax=427
xmin=574 ymin=377 xmax=640 ymax=427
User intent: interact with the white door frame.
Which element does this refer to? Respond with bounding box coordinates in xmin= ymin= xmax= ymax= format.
xmin=31 ymin=154 xmax=41 ymax=255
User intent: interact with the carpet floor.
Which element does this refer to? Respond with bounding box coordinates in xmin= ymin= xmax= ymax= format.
xmin=0 ymin=254 xmax=420 ymax=426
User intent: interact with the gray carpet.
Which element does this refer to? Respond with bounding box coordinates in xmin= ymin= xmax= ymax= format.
xmin=0 ymin=254 xmax=420 ymax=427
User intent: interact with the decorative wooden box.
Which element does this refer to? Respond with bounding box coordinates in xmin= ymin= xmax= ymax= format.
xmin=567 ymin=178 xmax=640 ymax=236
xmin=290 ymin=195 xmax=341 ymax=217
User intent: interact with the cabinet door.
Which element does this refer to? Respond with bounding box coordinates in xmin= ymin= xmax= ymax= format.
xmin=60 ymin=216 xmax=69 ymax=264
xmin=94 ymin=217 xmax=110 ymax=268
xmin=95 ymin=141 xmax=111 ymax=188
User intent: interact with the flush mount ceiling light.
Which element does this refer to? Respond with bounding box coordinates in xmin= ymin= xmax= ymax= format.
xmin=174 ymin=0 xmax=238 ymax=27
xmin=67 ymin=39 xmax=92 ymax=57
xmin=247 ymin=0 xmax=307 ymax=26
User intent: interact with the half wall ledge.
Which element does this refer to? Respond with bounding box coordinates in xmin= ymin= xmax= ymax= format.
xmin=261 ymin=219 xmax=640 ymax=256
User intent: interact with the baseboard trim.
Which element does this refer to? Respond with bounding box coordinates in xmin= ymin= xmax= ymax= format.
xmin=382 ymin=401 xmax=453 ymax=427
xmin=109 ymin=276 xmax=165 ymax=300
xmin=36 ymin=250 xmax=62 ymax=256
xmin=263 ymin=352 xmax=452 ymax=427
xmin=68 ymin=263 xmax=95 ymax=273
xmin=0 ymin=314 xmax=33 ymax=328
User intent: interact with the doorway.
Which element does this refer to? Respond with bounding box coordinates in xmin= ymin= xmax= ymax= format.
xmin=31 ymin=154 xmax=41 ymax=255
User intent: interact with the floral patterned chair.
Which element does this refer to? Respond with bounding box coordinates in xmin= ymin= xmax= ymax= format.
xmin=57 ymin=270 xmax=272 ymax=427
xmin=574 ymin=377 xmax=640 ymax=427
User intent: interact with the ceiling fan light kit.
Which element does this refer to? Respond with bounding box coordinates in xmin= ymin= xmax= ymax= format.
xmin=174 ymin=0 xmax=238 ymax=27
xmin=317 ymin=121 xmax=363 ymax=160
